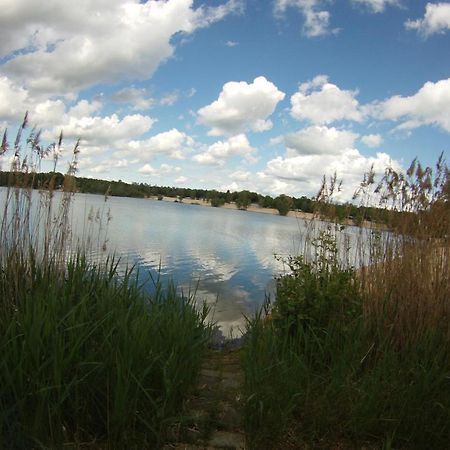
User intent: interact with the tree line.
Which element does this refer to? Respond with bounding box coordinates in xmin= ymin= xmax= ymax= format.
xmin=0 ymin=170 xmax=389 ymax=224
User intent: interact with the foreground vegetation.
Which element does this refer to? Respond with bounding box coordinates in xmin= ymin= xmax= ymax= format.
xmin=1 ymin=116 xmax=449 ymax=449
xmin=242 ymin=157 xmax=450 ymax=449
xmin=0 ymin=118 xmax=211 ymax=448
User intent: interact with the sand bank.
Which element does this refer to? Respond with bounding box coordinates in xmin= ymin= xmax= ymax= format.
xmin=149 ymin=196 xmax=315 ymax=221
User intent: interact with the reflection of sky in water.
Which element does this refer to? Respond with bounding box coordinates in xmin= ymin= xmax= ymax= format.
xmin=1 ymin=189 xmax=375 ymax=335
xmin=65 ymin=194 xmax=305 ymax=334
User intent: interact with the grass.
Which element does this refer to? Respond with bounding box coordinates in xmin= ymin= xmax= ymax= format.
xmin=2 ymin=116 xmax=449 ymax=449
xmin=0 ymin=116 xmax=211 ymax=449
xmin=242 ymin=157 xmax=450 ymax=449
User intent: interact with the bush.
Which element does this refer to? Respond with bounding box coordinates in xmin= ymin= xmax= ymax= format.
xmin=243 ymin=202 xmax=450 ymax=450
xmin=274 ymin=194 xmax=292 ymax=216
xmin=210 ymin=196 xmax=225 ymax=207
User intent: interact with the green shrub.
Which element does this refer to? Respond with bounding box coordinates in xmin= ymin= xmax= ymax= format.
xmin=273 ymin=230 xmax=361 ymax=334
xmin=274 ymin=194 xmax=292 ymax=216
xmin=210 ymin=196 xmax=225 ymax=207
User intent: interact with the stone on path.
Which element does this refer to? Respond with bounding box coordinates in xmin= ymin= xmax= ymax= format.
xmin=166 ymin=349 xmax=245 ymax=449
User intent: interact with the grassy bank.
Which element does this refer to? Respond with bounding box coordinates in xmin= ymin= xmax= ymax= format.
xmin=242 ymin=158 xmax=450 ymax=449
xmin=0 ymin=119 xmax=211 ymax=449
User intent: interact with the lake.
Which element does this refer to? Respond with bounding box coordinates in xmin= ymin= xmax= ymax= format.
xmin=70 ymin=194 xmax=310 ymax=336
xmin=1 ymin=189 xmax=365 ymax=336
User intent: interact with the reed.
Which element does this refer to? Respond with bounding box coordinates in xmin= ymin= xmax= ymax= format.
xmin=0 ymin=117 xmax=211 ymax=448
xmin=242 ymin=156 xmax=450 ymax=449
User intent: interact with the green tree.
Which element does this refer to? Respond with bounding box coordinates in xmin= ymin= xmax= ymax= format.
xmin=275 ymin=194 xmax=293 ymax=216
xmin=235 ymin=191 xmax=251 ymax=210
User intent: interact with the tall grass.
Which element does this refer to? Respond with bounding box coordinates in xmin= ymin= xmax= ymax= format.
xmin=242 ymin=157 xmax=450 ymax=449
xmin=0 ymin=116 xmax=211 ymax=448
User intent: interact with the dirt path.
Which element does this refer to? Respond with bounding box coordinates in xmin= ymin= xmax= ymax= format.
xmin=164 ymin=349 xmax=245 ymax=450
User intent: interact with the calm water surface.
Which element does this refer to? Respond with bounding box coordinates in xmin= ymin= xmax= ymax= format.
xmin=70 ymin=194 xmax=309 ymax=335
xmin=1 ymin=189 xmax=365 ymax=335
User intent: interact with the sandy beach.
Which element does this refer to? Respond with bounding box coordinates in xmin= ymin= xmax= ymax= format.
xmin=150 ymin=196 xmax=316 ymax=221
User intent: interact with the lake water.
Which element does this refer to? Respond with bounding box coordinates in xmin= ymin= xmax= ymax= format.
xmin=1 ymin=189 xmax=366 ymax=336
xmin=70 ymin=194 xmax=309 ymax=335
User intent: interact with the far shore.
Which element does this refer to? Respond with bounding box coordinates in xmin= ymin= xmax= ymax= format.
xmin=149 ymin=195 xmax=315 ymax=220
xmin=148 ymin=195 xmax=384 ymax=230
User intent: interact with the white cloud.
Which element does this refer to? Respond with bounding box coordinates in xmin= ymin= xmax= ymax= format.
xmin=225 ymin=40 xmax=239 ymax=47
xmin=0 ymin=76 xmax=29 ymax=123
xmin=274 ymin=0 xmax=337 ymax=37
xmin=0 ymin=75 xmax=67 ymax=127
xmin=405 ymin=2 xmax=450 ymax=36
xmin=0 ymin=0 xmax=243 ymax=97
xmin=230 ymin=170 xmax=251 ymax=181
xmin=187 ymin=87 xmax=197 ymax=98
xmin=138 ymin=163 xmax=156 ymax=175
xmin=124 ymin=128 xmax=194 ymax=161
xmin=285 ymin=126 xmax=359 ymax=155
xmin=138 ymin=162 xmax=181 ymax=177
xmin=175 ymin=175 xmax=188 ymax=183
xmin=197 ymin=76 xmax=285 ymax=136
xmin=352 ymin=0 xmax=401 ymax=13
xmin=44 ymin=113 xmax=156 ymax=146
xmin=160 ymin=163 xmax=181 ymax=174
xmin=193 ymin=134 xmax=256 ymax=166
xmin=88 ymin=159 xmax=129 ymax=174
xmin=265 ymin=149 xmax=401 ymax=200
xmin=160 ymin=91 xmax=179 ymax=106
xmin=291 ymin=75 xmax=365 ymax=124
xmin=361 ymin=133 xmax=383 ymax=148
xmin=111 ymin=87 xmax=154 ymax=111
xmin=375 ymin=78 xmax=450 ymax=132
xmin=68 ymin=99 xmax=102 ymax=118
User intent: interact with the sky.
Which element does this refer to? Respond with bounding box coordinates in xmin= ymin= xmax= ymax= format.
xmin=0 ymin=0 xmax=449 ymax=201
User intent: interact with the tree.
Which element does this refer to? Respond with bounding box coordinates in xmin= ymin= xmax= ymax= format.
xmin=275 ymin=194 xmax=293 ymax=216
xmin=235 ymin=191 xmax=251 ymax=210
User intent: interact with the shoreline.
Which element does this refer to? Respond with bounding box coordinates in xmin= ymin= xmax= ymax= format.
xmin=149 ymin=196 xmax=384 ymax=229
xmin=150 ymin=195 xmax=316 ymax=220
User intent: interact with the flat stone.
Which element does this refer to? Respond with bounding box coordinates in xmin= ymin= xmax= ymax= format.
xmin=208 ymin=431 xmax=245 ymax=449
xmin=217 ymin=402 xmax=242 ymax=429
xmin=200 ymin=369 xmax=221 ymax=378
xmin=220 ymin=377 xmax=241 ymax=390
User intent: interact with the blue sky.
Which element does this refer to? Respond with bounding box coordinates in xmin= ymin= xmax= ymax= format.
xmin=0 ymin=0 xmax=449 ymax=200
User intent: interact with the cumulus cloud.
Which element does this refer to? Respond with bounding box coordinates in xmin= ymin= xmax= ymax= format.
xmin=44 ymin=113 xmax=156 ymax=147
xmin=230 ymin=170 xmax=251 ymax=181
xmin=197 ymin=76 xmax=285 ymax=136
xmin=264 ymin=148 xmax=401 ymax=200
xmin=111 ymin=87 xmax=154 ymax=111
xmin=375 ymin=78 xmax=450 ymax=132
xmin=175 ymin=175 xmax=188 ymax=184
xmin=361 ymin=134 xmax=383 ymax=148
xmin=138 ymin=162 xmax=181 ymax=177
xmin=160 ymin=163 xmax=181 ymax=174
xmin=405 ymin=2 xmax=450 ymax=36
xmin=68 ymin=99 xmax=103 ymax=118
xmin=138 ymin=163 xmax=156 ymax=175
xmin=88 ymin=159 xmax=130 ymax=174
xmin=351 ymin=0 xmax=401 ymax=13
xmin=193 ymin=134 xmax=256 ymax=166
xmin=274 ymin=0 xmax=337 ymax=37
xmin=259 ymin=122 xmax=400 ymax=199
xmin=0 ymin=0 xmax=243 ymax=97
xmin=0 ymin=75 xmax=69 ymax=127
xmin=284 ymin=126 xmax=359 ymax=156
xmin=291 ymin=75 xmax=365 ymax=124
xmin=124 ymin=129 xmax=194 ymax=161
